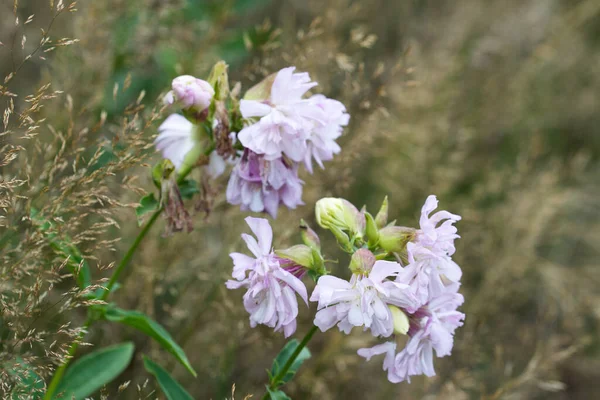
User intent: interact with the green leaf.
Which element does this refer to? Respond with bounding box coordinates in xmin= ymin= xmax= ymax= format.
xmin=8 ymin=358 xmax=44 ymax=400
xmin=104 ymin=307 xmax=196 ymax=377
xmin=143 ymin=357 xmax=193 ymax=400
xmin=178 ymin=179 xmax=200 ymax=200
xmin=55 ymin=342 xmax=134 ymax=400
xmin=267 ymin=388 xmax=291 ymax=400
xmin=30 ymin=208 xmax=91 ymax=289
xmin=135 ymin=193 xmax=159 ymax=226
xmin=270 ymin=339 xmax=311 ymax=386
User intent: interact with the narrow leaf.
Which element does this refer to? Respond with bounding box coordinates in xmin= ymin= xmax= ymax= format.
xmin=55 ymin=342 xmax=134 ymax=400
xmin=104 ymin=307 xmax=196 ymax=376
xmin=270 ymin=339 xmax=311 ymax=386
xmin=143 ymin=357 xmax=193 ymax=400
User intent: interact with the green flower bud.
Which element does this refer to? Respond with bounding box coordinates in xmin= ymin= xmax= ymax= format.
xmin=375 ymin=196 xmax=389 ymax=229
xmin=207 ymin=61 xmax=230 ymax=101
xmin=378 ymin=226 xmax=416 ymax=253
xmin=364 ymin=211 xmax=379 ymax=247
xmin=389 ymin=306 xmax=410 ymax=335
xmin=349 ymin=248 xmax=376 ymax=275
xmin=275 ymin=245 xmax=314 ymax=269
xmin=300 ymin=219 xmax=321 ymax=251
xmin=315 ymin=198 xmax=366 ymax=239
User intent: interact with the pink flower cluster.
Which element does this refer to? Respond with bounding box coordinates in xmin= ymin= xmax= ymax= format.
xmin=155 ymin=67 xmax=349 ymax=219
xmin=226 ymin=196 xmax=464 ymax=384
xmin=227 ymin=67 xmax=348 ymax=218
xmin=354 ymin=195 xmax=464 ymax=383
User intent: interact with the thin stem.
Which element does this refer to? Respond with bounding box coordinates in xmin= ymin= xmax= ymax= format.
xmin=44 ymin=209 xmax=162 ymax=399
xmin=262 ymin=325 xmax=319 ymax=400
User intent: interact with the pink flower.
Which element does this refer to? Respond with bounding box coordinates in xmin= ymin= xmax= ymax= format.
xmin=238 ymin=67 xmax=326 ymax=162
xmin=399 ymin=242 xmax=462 ymax=305
xmin=226 ymin=150 xmax=304 ymax=218
xmin=155 ymin=114 xmax=196 ymax=171
xmin=226 ymin=217 xmax=308 ymax=337
xmin=164 ymin=75 xmax=214 ymax=112
xmin=303 ymin=95 xmax=349 ymax=173
xmin=358 ymin=289 xmax=465 ymax=383
xmin=415 ymin=195 xmax=461 ymax=258
xmin=400 ymin=196 xmax=462 ymax=304
xmin=310 ymin=260 xmax=418 ymax=337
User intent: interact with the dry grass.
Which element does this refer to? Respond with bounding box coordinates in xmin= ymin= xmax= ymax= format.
xmin=1 ymin=0 xmax=599 ymax=399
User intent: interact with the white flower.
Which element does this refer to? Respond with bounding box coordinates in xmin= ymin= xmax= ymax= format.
xmin=155 ymin=114 xmax=197 ymax=171
xmin=310 ymin=261 xmax=418 ymax=337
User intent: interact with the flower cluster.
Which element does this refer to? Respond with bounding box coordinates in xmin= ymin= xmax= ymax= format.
xmin=154 ymin=62 xmax=349 ymax=225
xmin=226 ymin=195 xmax=465 ymax=384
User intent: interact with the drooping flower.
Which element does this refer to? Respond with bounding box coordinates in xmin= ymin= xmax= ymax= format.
xmin=310 ymin=260 xmax=418 ymax=338
xmin=226 ymin=217 xmax=308 ymax=337
xmin=226 ymin=150 xmax=304 ymax=218
xmin=303 ymin=94 xmax=349 ymax=173
xmin=238 ymin=67 xmax=327 ymax=162
xmin=358 ymin=288 xmax=465 ymax=383
xmin=164 ymin=75 xmax=215 ymax=114
xmin=155 ymin=114 xmax=197 ymax=171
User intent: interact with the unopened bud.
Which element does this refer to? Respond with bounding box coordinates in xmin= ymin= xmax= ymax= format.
xmin=315 ymin=198 xmax=365 ymax=239
xmin=207 ymin=61 xmax=230 ymax=101
xmin=300 ymin=219 xmax=320 ymax=251
xmin=389 ymin=306 xmax=409 ymax=335
xmin=378 ymin=226 xmax=416 ymax=253
xmin=364 ymin=212 xmax=379 ymax=246
xmin=375 ymin=196 xmax=389 ymax=229
xmin=349 ymin=248 xmax=376 ymax=275
xmin=275 ymin=245 xmax=314 ymax=269
xmin=165 ymin=75 xmax=215 ymax=115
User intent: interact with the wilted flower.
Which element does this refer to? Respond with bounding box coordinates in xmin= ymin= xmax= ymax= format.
xmin=226 ymin=150 xmax=304 ymax=218
xmin=303 ymin=94 xmax=349 ymax=173
xmin=164 ymin=75 xmax=215 ymax=115
xmin=310 ymin=260 xmax=418 ymax=337
xmin=226 ymin=217 xmax=308 ymax=337
xmin=358 ymin=288 xmax=465 ymax=383
xmin=157 ymin=160 xmax=193 ymax=236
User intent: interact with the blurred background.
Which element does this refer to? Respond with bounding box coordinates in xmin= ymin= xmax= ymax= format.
xmin=1 ymin=0 xmax=600 ymax=398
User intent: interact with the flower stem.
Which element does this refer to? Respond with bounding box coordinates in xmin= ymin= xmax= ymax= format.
xmin=44 ymin=209 xmax=162 ymax=399
xmin=262 ymin=325 xmax=319 ymax=400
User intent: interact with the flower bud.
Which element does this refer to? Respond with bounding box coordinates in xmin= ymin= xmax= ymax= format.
xmin=165 ymin=75 xmax=215 ymax=114
xmin=207 ymin=61 xmax=229 ymax=101
xmin=275 ymin=245 xmax=314 ymax=269
xmin=378 ymin=226 xmax=416 ymax=253
xmin=389 ymin=305 xmax=409 ymax=335
xmin=300 ymin=219 xmax=320 ymax=251
xmin=349 ymin=248 xmax=376 ymax=275
xmin=315 ymin=198 xmax=366 ymax=239
xmin=375 ymin=196 xmax=388 ymax=229
xmin=364 ymin=211 xmax=379 ymax=246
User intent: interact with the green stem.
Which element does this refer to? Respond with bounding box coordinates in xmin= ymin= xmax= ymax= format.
xmin=262 ymin=325 xmax=319 ymax=400
xmin=44 ymin=209 xmax=162 ymax=399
